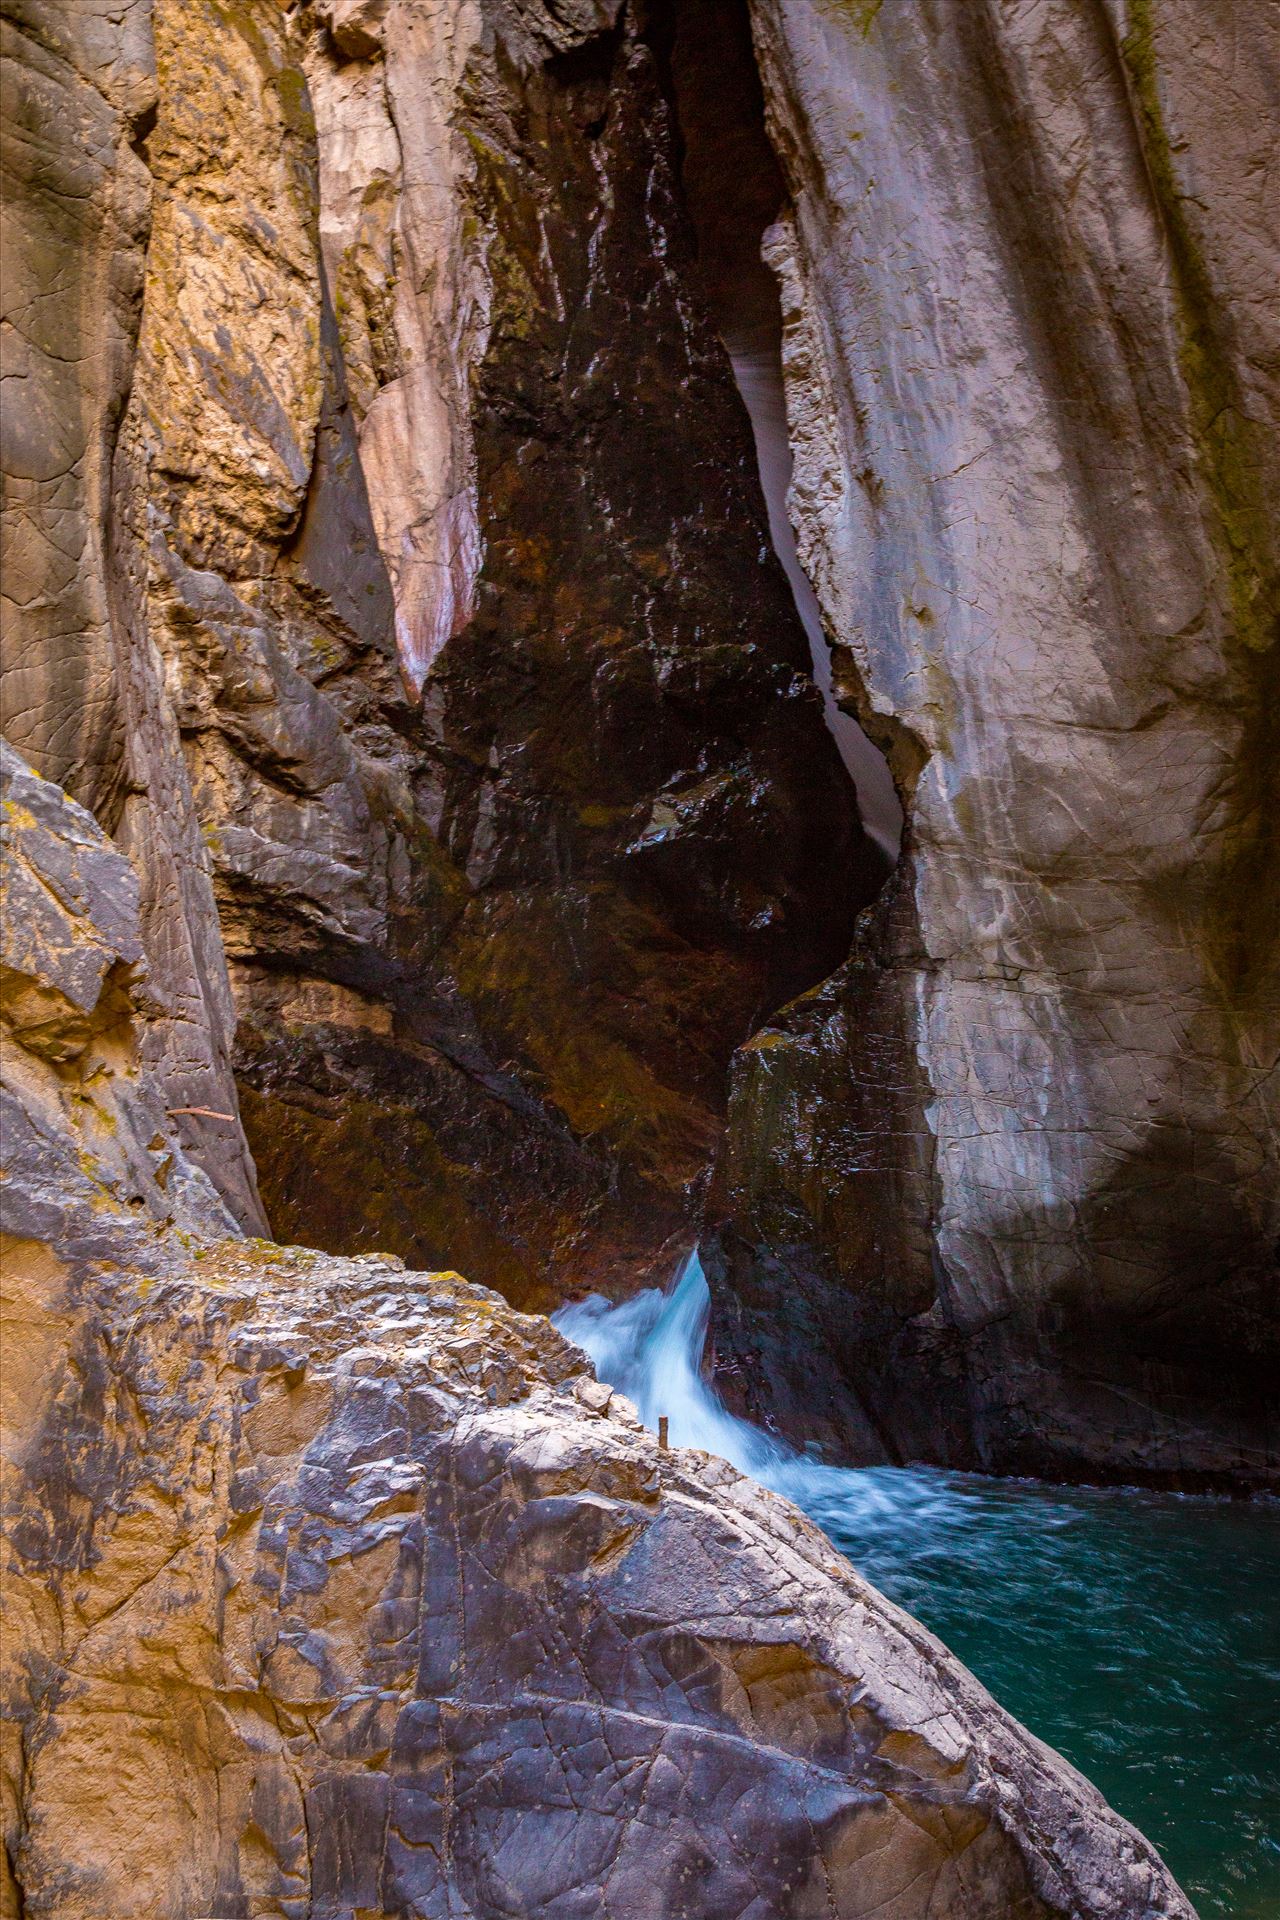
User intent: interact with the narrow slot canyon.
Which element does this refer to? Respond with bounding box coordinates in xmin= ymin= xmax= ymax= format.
xmin=228 ymin=0 xmax=894 ymax=1320
xmin=667 ymin=0 xmax=903 ymax=859
xmin=2 ymin=0 xmax=1277 ymax=1911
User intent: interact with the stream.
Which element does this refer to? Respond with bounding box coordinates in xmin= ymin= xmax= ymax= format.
xmin=555 ymin=1253 xmax=1280 ymax=1918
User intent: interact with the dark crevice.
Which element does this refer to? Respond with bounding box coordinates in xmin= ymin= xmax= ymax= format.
xmin=129 ymin=98 xmax=158 ymax=164
xmin=665 ymin=0 xmax=904 ymax=860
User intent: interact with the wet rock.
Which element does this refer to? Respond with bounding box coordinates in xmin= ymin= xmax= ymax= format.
xmin=1 ymin=741 xmax=1193 ymax=1920
xmin=2 ymin=0 xmax=1274 ymax=1491
xmin=397 ymin=0 xmax=878 ymax=1286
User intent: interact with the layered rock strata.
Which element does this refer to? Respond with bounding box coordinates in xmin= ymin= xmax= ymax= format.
xmin=0 ymin=747 xmax=1194 ymax=1918
xmin=707 ymin=0 xmax=1280 ymax=1484
xmin=2 ymin=0 xmax=877 ymax=1307
xmin=0 ymin=0 xmax=265 ymax=1232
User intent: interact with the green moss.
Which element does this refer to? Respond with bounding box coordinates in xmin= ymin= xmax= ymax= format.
xmin=828 ymin=0 xmax=884 ymax=34
xmin=273 ymin=62 xmax=315 ymax=144
xmin=1121 ymin=0 xmax=1277 ymax=656
xmin=1121 ymin=1 xmax=1279 ymax=996
xmin=577 ymin=804 xmax=631 ymax=829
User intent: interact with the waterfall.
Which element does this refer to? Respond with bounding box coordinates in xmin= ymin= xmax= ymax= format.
xmin=555 ymin=1250 xmax=785 ymax=1479
xmin=554 ymin=1250 xmax=961 ymax=1552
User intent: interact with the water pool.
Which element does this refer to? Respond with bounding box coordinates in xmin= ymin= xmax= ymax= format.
xmin=556 ymin=1258 xmax=1280 ymax=1916
xmin=806 ymin=1465 xmax=1280 ymax=1917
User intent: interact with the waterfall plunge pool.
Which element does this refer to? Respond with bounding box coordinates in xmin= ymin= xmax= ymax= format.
xmin=554 ymin=1254 xmax=1280 ymax=1918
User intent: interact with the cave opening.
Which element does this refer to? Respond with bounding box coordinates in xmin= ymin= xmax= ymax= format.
xmin=664 ymin=0 xmax=904 ymax=860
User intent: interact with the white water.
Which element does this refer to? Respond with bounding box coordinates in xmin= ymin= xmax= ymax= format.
xmin=555 ymin=1249 xmax=784 ymax=1477
xmin=553 ymin=1249 xmax=959 ymax=1551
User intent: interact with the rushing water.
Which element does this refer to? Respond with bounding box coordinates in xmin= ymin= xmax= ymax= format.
xmin=555 ymin=1254 xmax=1280 ymax=1918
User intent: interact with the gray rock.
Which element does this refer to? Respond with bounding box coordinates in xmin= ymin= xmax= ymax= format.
xmin=0 ymin=0 xmax=152 ymax=819
xmin=1 ymin=0 xmax=1275 ymax=1519
xmin=4 ymin=1241 xmax=1195 ymax=1918
xmin=709 ymin=0 xmax=1280 ymax=1483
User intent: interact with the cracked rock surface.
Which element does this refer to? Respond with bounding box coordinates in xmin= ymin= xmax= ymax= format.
xmin=3 ymin=0 xmax=878 ymax=1308
xmin=0 ymin=748 xmax=1194 ymax=1919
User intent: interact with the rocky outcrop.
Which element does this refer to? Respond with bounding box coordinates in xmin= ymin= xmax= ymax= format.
xmin=0 ymin=0 xmax=266 ymax=1233
xmin=707 ymin=0 xmax=1280 ymax=1485
xmin=2 ymin=1254 xmax=1199 ymax=1920
xmin=1 ymin=746 xmax=1195 ymax=1918
xmin=0 ymin=740 xmax=241 ymax=1252
xmin=0 ymin=0 xmax=152 ymax=818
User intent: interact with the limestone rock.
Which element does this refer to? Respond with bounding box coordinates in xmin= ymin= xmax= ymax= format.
xmin=0 ymin=0 xmax=152 ymax=818
xmin=82 ymin=0 xmax=878 ymax=1307
xmin=2 ymin=0 xmax=1276 ymax=1499
xmin=707 ymin=0 xmax=1280 ymax=1483
xmin=0 ymin=741 xmax=242 ymax=1259
xmin=317 ymin=0 xmax=390 ymax=61
xmin=1 ymin=1243 xmax=1196 ymax=1919
xmin=0 ymin=0 xmax=268 ymax=1235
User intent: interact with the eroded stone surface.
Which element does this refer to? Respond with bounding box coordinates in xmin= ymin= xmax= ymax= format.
xmin=0 ymin=0 xmax=266 ymax=1234
xmin=74 ymin=0 xmax=875 ymax=1305
xmin=707 ymin=0 xmax=1280 ymax=1483
xmin=2 ymin=0 xmax=1275 ymax=1496
xmin=0 ymin=741 xmax=239 ymax=1251
xmin=0 ymin=0 xmax=152 ymax=817
xmin=0 ymin=1243 xmax=1197 ymax=1920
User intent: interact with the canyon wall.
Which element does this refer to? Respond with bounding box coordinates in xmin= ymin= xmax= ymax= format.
xmin=1 ymin=0 xmax=1273 ymax=1904
xmin=1 ymin=0 xmax=266 ymax=1230
xmin=3 ymin=0 xmax=877 ymax=1307
xmin=708 ymin=0 xmax=1280 ymax=1484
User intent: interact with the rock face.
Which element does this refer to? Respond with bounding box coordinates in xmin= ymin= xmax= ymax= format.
xmin=0 ymin=0 xmax=875 ymax=1306
xmin=396 ymin=1 xmax=876 ymax=1288
xmin=0 ymin=741 xmax=241 ymax=1254
xmin=1 ymin=1255 xmax=1198 ymax=1920
xmin=0 ymin=0 xmax=265 ymax=1234
xmin=706 ymin=0 xmax=1280 ymax=1484
xmin=1 ymin=747 xmax=1195 ymax=1918
xmin=0 ymin=0 xmax=150 ymax=818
